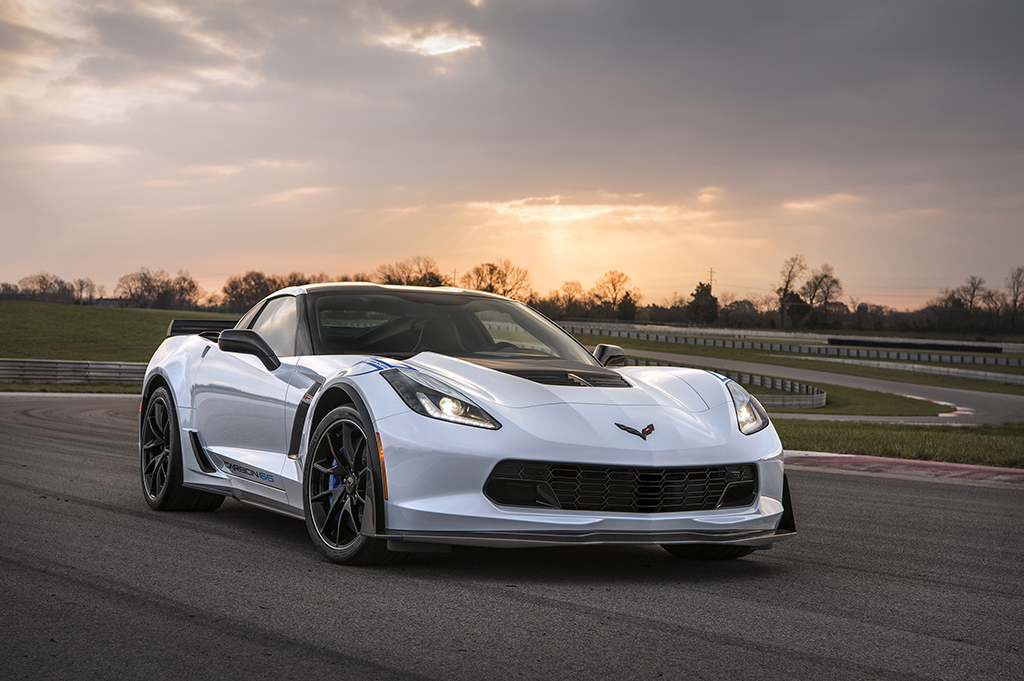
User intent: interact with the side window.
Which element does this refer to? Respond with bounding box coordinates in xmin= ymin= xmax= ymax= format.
xmin=236 ymin=302 xmax=265 ymax=330
xmin=251 ymin=297 xmax=298 ymax=357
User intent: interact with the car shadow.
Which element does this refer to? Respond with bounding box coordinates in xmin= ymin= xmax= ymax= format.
xmin=210 ymin=498 xmax=789 ymax=585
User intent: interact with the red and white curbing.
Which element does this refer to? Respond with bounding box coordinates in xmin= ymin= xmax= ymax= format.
xmin=896 ymin=393 xmax=976 ymax=418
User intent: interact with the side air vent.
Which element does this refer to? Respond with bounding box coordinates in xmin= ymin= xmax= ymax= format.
xmin=188 ymin=431 xmax=217 ymax=474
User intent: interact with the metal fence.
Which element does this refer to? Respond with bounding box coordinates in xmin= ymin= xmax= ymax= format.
xmin=0 ymin=358 xmax=146 ymax=384
xmin=561 ymin=324 xmax=1023 ymax=372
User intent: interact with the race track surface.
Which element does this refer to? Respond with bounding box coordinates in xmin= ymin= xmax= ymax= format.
xmin=1 ymin=394 xmax=1022 ymax=680
xmin=629 ymin=349 xmax=1024 ymax=423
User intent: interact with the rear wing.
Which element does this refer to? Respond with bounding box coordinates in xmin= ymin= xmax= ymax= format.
xmin=167 ymin=319 xmax=238 ymax=338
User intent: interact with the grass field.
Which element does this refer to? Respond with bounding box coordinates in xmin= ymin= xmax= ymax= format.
xmin=0 ymin=300 xmax=236 ymax=363
xmin=775 ymin=420 xmax=1024 ymax=469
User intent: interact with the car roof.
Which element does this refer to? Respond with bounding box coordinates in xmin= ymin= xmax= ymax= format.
xmin=278 ymin=282 xmax=513 ymax=301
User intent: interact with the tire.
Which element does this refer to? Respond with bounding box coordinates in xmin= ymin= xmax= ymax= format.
xmin=140 ymin=387 xmax=224 ymax=512
xmin=303 ymin=406 xmax=408 ymax=565
xmin=661 ymin=544 xmax=754 ymax=560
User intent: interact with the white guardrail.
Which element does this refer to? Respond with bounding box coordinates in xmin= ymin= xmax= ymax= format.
xmin=0 ymin=358 xmax=146 ymax=384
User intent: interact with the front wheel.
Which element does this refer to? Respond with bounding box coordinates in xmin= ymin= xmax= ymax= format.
xmin=303 ymin=406 xmax=407 ymax=565
xmin=661 ymin=544 xmax=754 ymax=560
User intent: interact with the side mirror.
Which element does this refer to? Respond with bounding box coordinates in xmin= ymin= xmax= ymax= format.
xmin=593 ymin=344 xmax=626 ymax=367
xmin=218 ymin=329 xmax=282 ymax=371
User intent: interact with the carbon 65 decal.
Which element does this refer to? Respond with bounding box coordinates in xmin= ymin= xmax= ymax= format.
xmin=220 ymin=461 xmax=285 ymax=490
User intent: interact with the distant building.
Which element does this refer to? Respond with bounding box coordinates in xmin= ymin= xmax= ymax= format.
xmin=94 ymin=298 xmax=131 ymax=308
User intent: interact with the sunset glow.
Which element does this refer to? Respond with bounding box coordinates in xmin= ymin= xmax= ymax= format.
xmin=0 ymin=1 xmax=1019 ymax=311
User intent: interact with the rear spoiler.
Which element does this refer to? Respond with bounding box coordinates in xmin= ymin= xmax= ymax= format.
xmin=167 ymin=319 xmax=238 ymax=338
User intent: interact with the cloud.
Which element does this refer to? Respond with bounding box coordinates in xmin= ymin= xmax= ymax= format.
xmin=21 ymin=144 xmax=132 ymax=164
xmin=783 ymin=193 xmax=864 ymax=211
xmin=0 ymin=0 xmax=265 ymax=122
xmin=458 ymin=195 xmax=710 ymax=224
xmin=374 ymin=26 xmax=482 ymax=56
xmin=255 ymin=186 xmax=333 ymax=205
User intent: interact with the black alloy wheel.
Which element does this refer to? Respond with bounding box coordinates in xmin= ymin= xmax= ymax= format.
xmin=303 ymin=406 xmax=406 ymax=564
xmin=140 ymin=386 xmax=223 ymax=512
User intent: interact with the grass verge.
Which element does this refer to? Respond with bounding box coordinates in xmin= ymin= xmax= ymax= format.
xmin=767 ymin=382 xmax=952 ymax=416
xmin=775 ymin=420 xmax=1024 ymax=469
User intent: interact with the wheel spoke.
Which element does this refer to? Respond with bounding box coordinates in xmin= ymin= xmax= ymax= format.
xmin=341 ymin=424 xmax=359 ymax=469
xmin=325 ymin=430 xmax=347 ymax=471
xmin=312 ymin=461 xmax=339 ymax=475
xmin=339 ymin=497 xmax=359 ymax=536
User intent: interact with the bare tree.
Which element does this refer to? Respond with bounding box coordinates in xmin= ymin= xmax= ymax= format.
xmin=72 ymin=278 xmax=97 ymax=303
xmin=460 ymin=259 xmax=532 ymax=299
xmin=375 ymin=256 xmax=448 ymax=287
xmin=18 ymin=272 xmax=75 ymax=303
xmin=172 ymin=270 xmax=203 ymax=310
xmin=1007 ymin=266 xmax=1024 ymax=332
xmin=981 ymin=289 xmax=1007 ymax=327
xmin=956 ymin=275 xmax=986 ymax=319
xmin=775 ymin=255 xmax=807 ymax=328
xmin=801 ymin=264 xmax=843 ymax=325
xmin=591 ymin=270 xmax=641 ymax=308
xmin=751 ymin=294 xmax=777 ymax=315
xmin=817 ymin=268 xmax=844 ymax=324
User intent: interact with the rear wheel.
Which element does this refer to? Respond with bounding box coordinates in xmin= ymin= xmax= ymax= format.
xmin=661 ymin=544 xmax=754 ymax=560
xmin=303 ymin=406 xmax=407 ymax=565
xmin=140 ymin=387 xmax=224 ymax=512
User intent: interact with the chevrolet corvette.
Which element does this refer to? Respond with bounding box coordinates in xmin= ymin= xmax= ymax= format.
xmin=140 ymin=283 xmax=795 ymax=564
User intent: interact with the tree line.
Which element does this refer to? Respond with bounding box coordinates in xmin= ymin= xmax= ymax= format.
xmin=3 ymin=256 xmax=1022 ymax=335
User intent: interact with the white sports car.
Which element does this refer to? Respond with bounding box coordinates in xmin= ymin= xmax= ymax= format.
xmin=140 ymin=283 xmax=795 ymax=564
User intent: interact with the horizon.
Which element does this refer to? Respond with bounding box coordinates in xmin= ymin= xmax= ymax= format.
xmin=1 ymin=1 xmax=1021 ymax=312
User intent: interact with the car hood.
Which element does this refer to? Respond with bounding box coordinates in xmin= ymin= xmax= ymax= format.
xmin=403 ymin=352 xmax=730 ymax=414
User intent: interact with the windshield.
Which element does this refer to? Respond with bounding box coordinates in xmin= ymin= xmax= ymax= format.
xmin=307 ymin=289 xmax=598 ymax=365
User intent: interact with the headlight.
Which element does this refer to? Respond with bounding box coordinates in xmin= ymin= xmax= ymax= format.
xmin=727 ymin=380 xmax=770 ymax=435
xmin=381 ymin=368 xmax=501 ymax=430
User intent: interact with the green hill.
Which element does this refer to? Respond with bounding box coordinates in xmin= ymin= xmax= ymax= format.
xmin=0 ymin=300 xmax=237 ymax=363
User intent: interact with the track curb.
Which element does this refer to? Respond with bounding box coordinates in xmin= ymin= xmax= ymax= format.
xmin=784 ymin=450 xmax=1024 ymax=489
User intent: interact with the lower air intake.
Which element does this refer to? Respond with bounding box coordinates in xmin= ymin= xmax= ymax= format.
xmin=484 ymin=460 xmax=758 ymax=513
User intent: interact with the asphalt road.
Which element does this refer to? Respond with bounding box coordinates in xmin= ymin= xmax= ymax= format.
xmin=630 ymin=349 xmax=1024 ymax=424
xmin=2 ymin=394 xmax=1022 ymax=680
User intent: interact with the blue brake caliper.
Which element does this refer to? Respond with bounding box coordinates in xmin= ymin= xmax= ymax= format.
xmin=328 ymin=451 xmax=342 ymax=522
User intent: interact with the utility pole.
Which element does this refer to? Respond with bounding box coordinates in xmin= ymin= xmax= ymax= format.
xmin=707 ymin=267 xmax=715 ymax=294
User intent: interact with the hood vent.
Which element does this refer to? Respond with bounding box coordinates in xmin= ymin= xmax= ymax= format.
xmin=504 ymin=369 xmax=632 ymax=388
xmin=457 ymin=356 xmax=633 ymax=388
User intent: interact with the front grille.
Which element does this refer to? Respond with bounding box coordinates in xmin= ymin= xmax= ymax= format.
xmin=484 ymin=460 xmax=758 ymax=513
xmin=504 ymin=370 xmax=632 ymax=388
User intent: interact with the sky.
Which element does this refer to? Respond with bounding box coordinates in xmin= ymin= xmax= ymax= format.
xmin=1 ymin=0 xmax=1021 ymax=309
